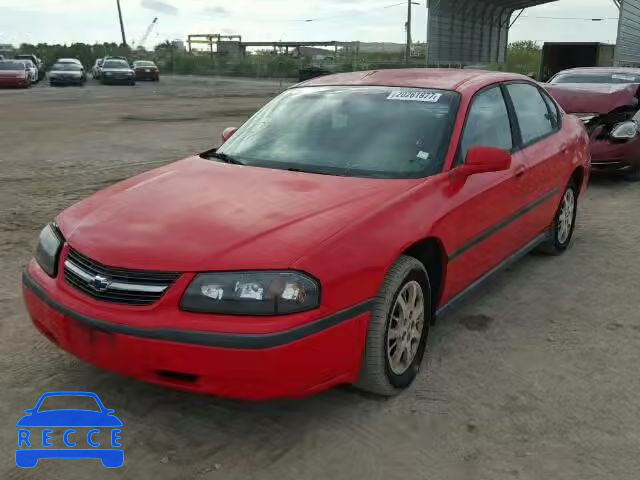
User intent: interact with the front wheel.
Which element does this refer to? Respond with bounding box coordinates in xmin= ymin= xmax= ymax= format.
xmin=355 ymin=255 xmax=430 ymax=396
xmin=538 ymin=182 xmax=578 ymax=255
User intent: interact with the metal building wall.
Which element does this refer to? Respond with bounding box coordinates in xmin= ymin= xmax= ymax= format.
xmin=615 ymin=0 xmax=640 ymax=66
xmin=426 ymin=0 xmax=557 ymax=66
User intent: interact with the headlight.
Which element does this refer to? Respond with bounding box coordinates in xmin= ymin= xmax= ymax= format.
xmin=35 ymin=223 xmax=64 ymax=277
xmin=611 ymin=121 xmax=638 ymax=140
xmin=180 ymin=271 xmax=320 ymax=315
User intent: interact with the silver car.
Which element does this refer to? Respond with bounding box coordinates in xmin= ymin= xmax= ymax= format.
xmin=48 ymin=62 xmax=85 ymax=86
xmin=16 ymin=59 xmax=37 ymax=84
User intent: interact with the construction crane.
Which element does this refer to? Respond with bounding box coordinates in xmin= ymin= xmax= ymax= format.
xmin=138 ymin=17 xmax=158 ymax=48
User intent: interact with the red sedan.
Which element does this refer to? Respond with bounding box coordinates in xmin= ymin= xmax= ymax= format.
xmin=547 ymin=67 xmax=640 ymax=181
xmin=22 ymin=69 xmax=590 ymax=400
xmin=132 ymin=60 xmax=159 ymax=81
xmin=0 ymin=60 xmax=30 ymax=88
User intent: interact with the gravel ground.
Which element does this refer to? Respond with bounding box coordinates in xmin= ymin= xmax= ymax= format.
xmin=1 ymin=75 xmax=639 ymax=480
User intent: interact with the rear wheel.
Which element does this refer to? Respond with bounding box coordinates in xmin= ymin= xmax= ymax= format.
xmin=538 ymin=182 xmax=578 ymax=255
xmin=355 ymin=255 xmax=430 ymax=396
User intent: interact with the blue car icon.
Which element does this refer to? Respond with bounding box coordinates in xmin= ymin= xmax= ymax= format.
xmin=16 ymin=391 xmax=123 ymax=468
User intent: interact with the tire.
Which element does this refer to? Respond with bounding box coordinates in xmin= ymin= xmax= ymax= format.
xmin=355 ymin=255 xmax=431 ymax=396
xmin=538 ymin=181 xmax=578 ymax=255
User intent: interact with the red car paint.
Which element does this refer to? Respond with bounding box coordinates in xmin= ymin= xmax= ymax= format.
xmin=546 ymin=81 xmax=640 ymax=174
xmin=0 ymin=63 xmax=29 ymax=88
xmin=22 ymin=69 xmax=590 ymax=400
xmin=133 ymin=64 xmax=159 ymax=81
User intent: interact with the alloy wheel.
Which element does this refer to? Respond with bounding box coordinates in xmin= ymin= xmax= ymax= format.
xmin=557 ymin=188 xmax=575 ymax=245
xmin=387 ymin=281 xmax=425 ymax=375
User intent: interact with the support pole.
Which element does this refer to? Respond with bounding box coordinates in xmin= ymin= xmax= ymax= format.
xmin=405 ymin=0 xmax=413 ymax=62
xmin=116 ymin=0 xmax=127 ymax=46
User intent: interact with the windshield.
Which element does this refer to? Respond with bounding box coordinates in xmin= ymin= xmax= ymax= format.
xmin=217 ymin=86 xmax=460 ymax=179
xmin=37 ymin=395 xmax=101 ymax=412
xmin=551 ymin=72 xmax=640 ymax=84
xmin=103 ymin=60 xmax=128 ymax=69
xmin=134 ymin=61 xmax=155 ymax=67
xmin=51 ymin=63 xmax=82 ymax=71
xmin=0 ymin=61 xmax=23 ymax=70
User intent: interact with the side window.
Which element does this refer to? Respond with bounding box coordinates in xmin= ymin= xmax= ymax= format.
xmin=540 ymin=89 xmax=560 ymax=129
xmin=459 ymin=86 xmax=512 ymax=165
xmin=506 ymin=83 xmax=555 ymax=144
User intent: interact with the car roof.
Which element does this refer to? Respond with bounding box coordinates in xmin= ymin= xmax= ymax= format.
xmin=555 ymin=67 xmax=640 ymax=75
xmin=298 ymin=68 xmax=531 ymax=92
xmin=57 ymin=58 xmax=80 ymax=63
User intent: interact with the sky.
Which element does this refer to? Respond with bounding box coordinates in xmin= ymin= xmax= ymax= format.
xmin=0 ymin=0 xmax=621 ymax=48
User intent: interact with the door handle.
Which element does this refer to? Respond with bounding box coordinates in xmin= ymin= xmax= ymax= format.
xmin=515 ymin=165 xmax=527 ymax=178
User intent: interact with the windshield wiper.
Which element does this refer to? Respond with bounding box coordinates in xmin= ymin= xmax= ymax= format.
xmin=286 ymin=167 xmax=334 ymax=176
xmin=208 ymin=151 xmax=245 ymax=165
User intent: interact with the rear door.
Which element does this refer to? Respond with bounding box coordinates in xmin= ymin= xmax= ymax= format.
xmin=503 ymin=82 xmax=566 ymax=237
xmin=438 ymin=84 xmax=533 ymax=303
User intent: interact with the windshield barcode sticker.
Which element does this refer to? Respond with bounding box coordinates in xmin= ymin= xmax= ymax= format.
xmin=387 ymin=90 xmax=443 ymax=102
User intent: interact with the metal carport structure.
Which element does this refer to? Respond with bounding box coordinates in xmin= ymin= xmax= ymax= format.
xmin=426 ymin=0 xmax=640 ymax=67
xmin=426 ymin=0 xmax=558 ymax=66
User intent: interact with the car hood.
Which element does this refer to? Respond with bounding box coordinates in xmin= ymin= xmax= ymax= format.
xmin=16 ymin=410 xmax=123 ymax=427
xmin=57 ymin=157 xmax=417 ymax=271
xmin=545 ymin=83 xmax=640 ymax=114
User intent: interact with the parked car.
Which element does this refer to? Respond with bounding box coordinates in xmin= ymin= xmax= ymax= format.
xmin=48 ymin=62 xmax=86 ymax=86
xmin=99 ymin=59 xmax=135 ymax=85
xmin=546 ymin=67 xmax=640 ymax=181
xmin=0 ymin=60 xmax=30 ymax=88
xmin=22 ymin=69 xmax=589 ymax=400
xmin=91 ymin=58 xmax=104 ymax=79
xmin=132 ymin=60 xmax=159 ymax=81
xmin=15 ymin=59 xmax=38 ymax=84
xmin=14 ymin=54 xmax=44 ymax=81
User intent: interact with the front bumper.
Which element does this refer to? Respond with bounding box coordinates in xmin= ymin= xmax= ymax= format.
xmin=101 ymin=76 xmax=134 ymax=84
xmin=50 ymin=77 xmax=83 ymax=85
xmin=22 ymin=260 xmax=369 ymax=400
xmin=590 ymin=136 xmax=640 ymax=173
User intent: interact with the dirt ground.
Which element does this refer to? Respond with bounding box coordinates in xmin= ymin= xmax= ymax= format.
xmin=1 ymin=75 xmax=639 ymax=480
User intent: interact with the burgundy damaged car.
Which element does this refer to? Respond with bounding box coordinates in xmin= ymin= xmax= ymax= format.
xmin=546 ymin=67 xmax=640 ymax=181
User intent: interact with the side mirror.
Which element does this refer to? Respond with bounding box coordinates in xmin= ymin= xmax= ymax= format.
xmin=221 ymin=127 xmax=238 ymax=143
xmin=458 ymin=146 xmax=512 ymax=177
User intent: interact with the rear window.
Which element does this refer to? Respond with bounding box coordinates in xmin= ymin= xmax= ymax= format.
xmin=52 ymin=63 xmax=82 ymax=71
xmin=551 ymin=72 xmax=640 ymax=84
xmin=0 ymin=61 xmax=23 ymax=70
xmin=103 ymin=60 xmax=128 ymax=69
xmin=134 ymin=61 xmax=155 ymax=67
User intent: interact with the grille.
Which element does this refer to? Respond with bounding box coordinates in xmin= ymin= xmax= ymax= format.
xmin=64 ymin=248 xmax=181 ymax=306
